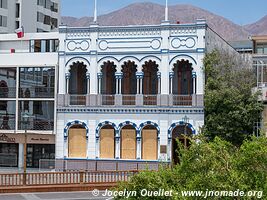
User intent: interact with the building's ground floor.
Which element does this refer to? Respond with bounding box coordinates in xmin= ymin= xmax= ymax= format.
xmin=0 ymin=133 xmax=55 ymax=169
xmin=56 ymin=107 xmax=204 ymax=167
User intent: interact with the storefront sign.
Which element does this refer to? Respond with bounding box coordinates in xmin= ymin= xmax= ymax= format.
xmin=0 ymin=134 xmax=16 ymax=143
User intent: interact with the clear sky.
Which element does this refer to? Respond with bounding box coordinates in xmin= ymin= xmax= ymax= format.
xmin=61 ymin=0 xmax=267 ymax=25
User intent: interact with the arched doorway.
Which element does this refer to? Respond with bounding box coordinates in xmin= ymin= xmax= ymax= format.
xmin=141 ymin=125 xmax=158 ymax=160
xmin=101 ymin=61 xmax=116 ymax=95
xmin=99 ymin=125 xmax=115 ymax=159
xmin=142 ymin=60 xmax=159 ymax=95
xmin=121 ymin=125 xmax=136 ymax=159
xmin=173 ymin=60 xmax=193 ymax=95
xmin=122 ymin=61 xmax=137 ymax=94
xmin=68 ymin=125 xmax=87 ymax=158
xmin=171 ymin=124 xmax=192 ymax=164
xmin=69 ymin=62 xmax=87 ymax=94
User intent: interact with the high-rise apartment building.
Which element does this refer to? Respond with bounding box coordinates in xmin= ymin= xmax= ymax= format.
xmin=0 ymin=0 xmax=60 ymax=33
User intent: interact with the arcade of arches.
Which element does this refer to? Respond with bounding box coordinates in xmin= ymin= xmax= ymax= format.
xmin=66 ymin=59 xmax=196 ymax=96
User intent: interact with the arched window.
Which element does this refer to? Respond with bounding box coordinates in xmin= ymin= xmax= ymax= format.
xmin=173 ymin=60 xmax=193 ymax=95
xmin=68 ymin=125 xmax=87 ymax=158
xmin=121 ymin=125 xmax=136 ymax=159
xmin=142 ymin=125 xmax=158 ymax=160
xmin=99 ymin=125 xmax=115 ymax=159
xmin=122 ymin=61 xmax=137 ymax=95
xmin=142 ymin=60 xmax=159 ymax=95
xmin=69 ymin=62 xmax=87 ymax=94
xmin=101 ymin=61 xmax=116 ymax=95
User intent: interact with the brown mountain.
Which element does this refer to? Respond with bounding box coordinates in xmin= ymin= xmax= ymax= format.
xmin=244 ymin=15 xmax=267 ymax=35
xmin=61 ymin=2 xmax=251 ymax=41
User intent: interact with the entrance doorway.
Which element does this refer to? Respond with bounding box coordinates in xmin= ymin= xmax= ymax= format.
xmin=171 ymin=124 xmax=192 ymax=164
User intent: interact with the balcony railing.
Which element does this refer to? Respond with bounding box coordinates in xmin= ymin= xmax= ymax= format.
xmin=122 ymin=95 xmax=136 ymax=105
xmin=60 ymin=94 xmax=204 ymax=107
xmin=18 ymin=120 xmax=54 ymax=131
xmin=0 ymin=87 xmax=16 ymax=98
xmin=102 ymin=95 xmax=115 ymax=105
xmin=19 ymin=87 xmax=54 ymax=98
xmin=143 ymin=95 xmax=157 ymax=105
xmin=69 ymin=95 xmax=86 ymax=106
xmin=173 ymin=95 xmax=192 ymax=106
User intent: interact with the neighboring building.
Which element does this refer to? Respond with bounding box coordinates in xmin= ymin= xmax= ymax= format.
xmin=251 ymin=35 xmax=267 ymax=136
xmin=0 ymin=0 xmax=60 ymax=34
xmin=229 ymin=40 xmax=253 ymax=64
xmin=55 ymin=19 xmax=239 ymax=170
xmin=0 ymin=32 xmax=58 ymax=168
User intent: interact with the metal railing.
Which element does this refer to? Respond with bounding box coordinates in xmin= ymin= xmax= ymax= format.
xmin=0 ymin=87 xmax=16 ymax=98
xmin=102 ymin=95 xmax=115 ymax=105
xmin=69 ymin=95 xmax=86 ymax=106
xmin=19 ymin=87 xmax=54 ymax=98
xmin=18 ymin=120 xmax=54 ymax=131
xmin=143 ymin=95 xmax=157 ymax=105
xmin=173 ymin=95 xmax=192 ymax=106
xmin=122 ymin=95 xmax=136 ymax=105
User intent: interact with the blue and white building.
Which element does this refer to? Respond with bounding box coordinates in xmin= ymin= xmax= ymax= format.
xmin=54 ymin=19 xmax=238 ymax=170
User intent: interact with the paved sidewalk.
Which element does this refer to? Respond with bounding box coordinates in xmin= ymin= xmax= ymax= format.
xmin=0 ymin=191 xmax=113 ymax=200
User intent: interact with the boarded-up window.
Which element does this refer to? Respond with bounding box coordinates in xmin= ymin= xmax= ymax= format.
xmin=121 ymin=129 xmax=136 ymax=159
xmin=68 ymin=128 xmax=87 ymax=158
xmin=142 ymin=129 xmax=158 ymax=160
xmin=100 ymin=129 xmax=115 ymax=158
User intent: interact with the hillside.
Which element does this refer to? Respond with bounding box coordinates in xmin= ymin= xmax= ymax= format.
xmin=61 ymin=2 xmax=265 ymax=41
xmin=244 ymin=15 xmax=267 ymax=35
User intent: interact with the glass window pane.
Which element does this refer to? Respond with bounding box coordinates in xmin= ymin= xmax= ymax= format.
xmin=19 ymin=67 xmax=55 ymax=98
xmin=0 ymin=101 xmax=16 ymax=130
xmin=18 ymin=101 xmax=54 ymax=130
xmin=0 ymin=68 xmax=16 ymax=98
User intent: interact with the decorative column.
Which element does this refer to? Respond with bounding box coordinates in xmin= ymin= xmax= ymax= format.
xmin=115 ymin=132 xmax=120 ymax=159
xmin=136 ymin=130 xmax=141 ymax=160
xmin=136 ymin=72 xmax=144 ymax=94
xmin=169 ymin=72 xmax=174 ymax=94
xmin=97 ymin=73 xmax=103 ymax=94
xmin=115 ymin=72 xmax=123 ymax=94
xmin=65 ymin=73 xmax=70 ymax=94
xmin=86 ymin=73 xmax=90 ymax=94
xmin=192 ymin=72 xmax=197 ymax=94
xmin=157 ymin=72 xmax=161 ymax=94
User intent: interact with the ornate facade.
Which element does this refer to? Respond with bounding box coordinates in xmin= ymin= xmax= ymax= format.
xmin=55 ymin=19 xmax=234 ymax=167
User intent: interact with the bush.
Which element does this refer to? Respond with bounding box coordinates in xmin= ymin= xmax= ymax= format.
xmin=115 ymin=137 xmax=267 ymax=199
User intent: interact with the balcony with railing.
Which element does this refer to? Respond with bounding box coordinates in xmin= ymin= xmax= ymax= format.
xmin=122 ymin=95 xmax=136 ymax=105
xmin=143 ymin=95 xmax=157 ymax=106
xmin=69 ymin=95 xmax=86 ymax=106
xmin=59 ymin=94 xmax=204 ymax=108
xmin=101 ymin=95 xmax=115 ymax=105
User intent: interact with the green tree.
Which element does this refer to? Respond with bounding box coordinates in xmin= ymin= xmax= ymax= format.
xmin=115 ymin=137 xmax=267 ymax=200
xmin=203 ymin=50 xmax=263 ymax=146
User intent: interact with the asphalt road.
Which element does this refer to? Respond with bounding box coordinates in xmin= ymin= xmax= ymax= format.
xmin=0 ymin=191 xmax=114 ymax=200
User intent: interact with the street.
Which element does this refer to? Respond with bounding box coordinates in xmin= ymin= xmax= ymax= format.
xmin=0 ymin=191 xmax=113 ymax=200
